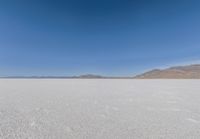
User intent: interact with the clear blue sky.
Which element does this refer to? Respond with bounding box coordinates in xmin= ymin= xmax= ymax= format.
xmin=1 ymin=0 xmax=200 ymax=76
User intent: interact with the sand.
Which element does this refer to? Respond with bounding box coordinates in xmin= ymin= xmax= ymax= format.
xmin=0 ymin=79 xmax=200 ymax=139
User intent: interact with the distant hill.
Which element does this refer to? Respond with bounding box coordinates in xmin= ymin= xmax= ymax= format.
xmin=76 ymin=74 xmax=104 ymax=78
xmin=134 ymin=64 xmax=200 ymax=79
xmin=0 ymin=74 xmax=105 ymax=79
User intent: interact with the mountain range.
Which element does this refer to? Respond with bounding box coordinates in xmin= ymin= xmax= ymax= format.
xmin=134 ymin=64 xmax=200 ymax=79
xmin=1 ymin=64 xmax=200 ymax=79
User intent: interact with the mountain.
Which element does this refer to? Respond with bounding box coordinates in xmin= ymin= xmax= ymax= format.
xmin=0 ymin=74 xmax=104 ymax=79
xmin=134 ymin=64 xmax=200 ymax=79
xmin=76 ymin=74 xmax=104 ymax=78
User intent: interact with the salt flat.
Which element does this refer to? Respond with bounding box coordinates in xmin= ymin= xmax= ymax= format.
xmin=0 ymin=79 xmax=200 ymax=139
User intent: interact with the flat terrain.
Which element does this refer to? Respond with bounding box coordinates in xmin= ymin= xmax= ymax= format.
xmin=0 ymin=79 xmax=200 ymax=139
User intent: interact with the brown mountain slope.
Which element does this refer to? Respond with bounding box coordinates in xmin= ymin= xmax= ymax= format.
xmin=134 ymin=64 xmax=200 ymax=79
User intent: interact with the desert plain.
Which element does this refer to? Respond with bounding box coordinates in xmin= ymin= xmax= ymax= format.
xmin=0 ymin=79 xmax=200 ymax=139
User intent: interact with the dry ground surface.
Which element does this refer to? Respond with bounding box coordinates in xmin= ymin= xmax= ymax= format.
xmin=0 ymin=79 xmax=200 ymax=139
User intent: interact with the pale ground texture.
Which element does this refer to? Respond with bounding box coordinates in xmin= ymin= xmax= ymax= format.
xmin=0 ymin=79 xmax=200 ymax=139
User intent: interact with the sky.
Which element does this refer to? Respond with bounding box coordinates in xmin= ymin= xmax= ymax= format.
xmin=1 ymin=0 xmax=200 ymax=76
